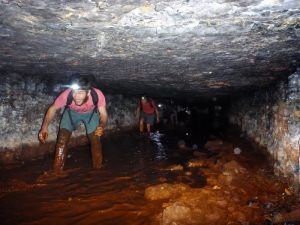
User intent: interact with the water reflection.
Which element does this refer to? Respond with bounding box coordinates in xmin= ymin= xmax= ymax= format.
xmin=149 ymin=131 xmax=168 ymax=160
xmin=0 ymin=131 xmax=183 ymax=225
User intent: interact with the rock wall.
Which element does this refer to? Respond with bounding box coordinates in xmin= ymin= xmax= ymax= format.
xmin=229 ymin=70 xmax=300 ymax=184
xmin=0 ymin=74 xmax=137 ymax=166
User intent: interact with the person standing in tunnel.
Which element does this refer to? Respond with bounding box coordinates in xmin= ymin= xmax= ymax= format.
xmin=136 ymin=95 xmax=159 ymax=134
xmin=38 ymin=76 xmax=108 ymax=175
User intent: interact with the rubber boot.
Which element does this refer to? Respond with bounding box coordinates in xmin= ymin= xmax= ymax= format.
xmin=146 ymin=123 xmax=151 ymax=133
xmin=88 ymin=132 xmax=102 ymax=169
xmin=53 ymin=128 xmax=71 ymax=175
xmin=139 ymin=120 xmax=144 ymax=133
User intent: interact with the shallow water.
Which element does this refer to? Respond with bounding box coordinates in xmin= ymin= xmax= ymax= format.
xmin=0 ymin=130 xmax=298 ymax=225
xmin=0 ymin=131 xmax=206 ymax=225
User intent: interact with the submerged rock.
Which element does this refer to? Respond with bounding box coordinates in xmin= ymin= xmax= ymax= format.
xmin=186 ymin=159 xmax=206 ymax=168
xmin=162 ymin=164 xmax=184 ymax=171
xmin=162 ymin=202 xmax=192 ymax=225
xmin=233 ymin=147 xmax=242 ymax=155
xmin=177 ymin=140 xmax=187 ymax=149
xmin=193 ymin=151 xmax=207 ymax=157
xmin=223 ymin=160 xmax=246 ymax=174
xmin=145 ymin=183 xmax=189 ymax=200
xmin=272 ymin=208 xmax=300 ymax=223
xmin=204 ymin=139 xmax=223 ymax=151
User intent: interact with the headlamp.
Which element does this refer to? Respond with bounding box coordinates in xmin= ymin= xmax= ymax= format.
xmin=70 ymin=83 xmax=80 ymax=90
xmin=141 ymin=96 xmax=146 ymax=100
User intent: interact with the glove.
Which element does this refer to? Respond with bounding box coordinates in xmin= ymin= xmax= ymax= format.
xmin=94 ymin=126 xmax=104 ymax=137
xmin=38 ymin=131 xmax=48 ymax=144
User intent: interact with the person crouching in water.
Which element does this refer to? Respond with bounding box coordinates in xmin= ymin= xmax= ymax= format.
xmin=38 ymin=76 xmax=108 ymax=175
xmin=136 ymin=95 xmax=159 ymax=134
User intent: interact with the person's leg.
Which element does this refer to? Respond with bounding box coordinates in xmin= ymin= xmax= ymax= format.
xmin=53 ymin=109 xmax=78 ymax=174
xmin=146 ymin=123 xmax=151 ymax=133
xmin=139 ymin=118 xmax=145 ymax=133
xmin=146 ymin=113 xmax=155 ymax=133
xmin=139 ymin=112 xmax=146 ymax=133
xmin=84 ymin=111 xmax=102 ymax=169
xmin=53 ymin=128 xmax=72 ymax=174
xmin=88 ymin=131 xmax=102 ymax=169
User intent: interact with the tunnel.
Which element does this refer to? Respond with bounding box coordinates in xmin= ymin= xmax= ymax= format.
xmin=0 ymin=0 xmax=300 ymax=224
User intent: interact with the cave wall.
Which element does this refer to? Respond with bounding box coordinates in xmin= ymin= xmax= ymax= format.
xmin=0 ymin=74 xmax=137 ymax=166
xmin=229 ymin=70 xmax=300 ymax=184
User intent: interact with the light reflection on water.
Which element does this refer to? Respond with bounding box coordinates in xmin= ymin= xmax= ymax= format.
xmin=0 ymin=131 xmax=202 ymax=225
xmin=149 ymin=131 xmax=168 ymax=160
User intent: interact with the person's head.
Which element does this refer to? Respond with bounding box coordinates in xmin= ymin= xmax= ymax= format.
xmin=140 ymin=94 xmax=148 ymax=104
xmin=70 ymin=76 xmax=91 ymax=106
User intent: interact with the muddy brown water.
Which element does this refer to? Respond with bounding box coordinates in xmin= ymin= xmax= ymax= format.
xmin=0 ymin=131 xmax=206 ymax=225
xmin=0 ymin=130 xmax=298 ymax=225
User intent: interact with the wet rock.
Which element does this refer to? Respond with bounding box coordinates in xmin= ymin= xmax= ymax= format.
xmin=192 ymin=151 xmax=207 ymax=158
xmin=231 ymin=211 xmax=247 ymax=224
xmin=272 ymin=213 xmax=285 ymax=224
xmin=272 ymin=208 xmax=300 ymax=224
xmin=162 ymin=202 xmax=192 ymax=225
xmin=284 ymin=187 xmax=293 ymax=196
xmin=145 ymin=183 xmax=189 ymax=200
xmin=218 ymin=173 xmax=234 ymax=185
xmin=212 ymin=185 xmax=221 ymax=190
xmin=263 ymin=202 xmax=273 ymax=210
xmin=204 ymin=139 xmax=223 ymax=151
xmin=186 ymin=159 xmax=206 ymax=168
xmin=223 ymin=160 xmax=246 ymax=174
xmin=204 ymin=212 xmax=222 ymax=223
xmin=191 ymin=144 xmax=198 ymax=150
xmin=185 ymin=171 xmax=192 ymax=176
xmin=247 ymin=197 xmax=259 ymax=208
xmin=162 ymin=164 xmax=184 ymax=171
xmin=215 ymin=199 xmax=227 ymax=207
xmin=177 ymin=140 xmax=187 ymax=150
xmin=158 ymin=177 xmax=168 ymax=183
xmin=233 ymin=147 xmax=242 ymax=155
xmin=159 ymin=189 xmax=229 ymax=225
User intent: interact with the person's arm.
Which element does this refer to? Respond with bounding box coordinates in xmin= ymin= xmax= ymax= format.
xmin=153 ymin=101 xmax=160 ymax=123
xmin=155 ymin=107 xmax=160 ymax=123
xmin=38 ymin=104 xmax=59 ymax=143
xmin=98 ymin=106 xmax=108 ymax=128
xmin=136 ymin=104 xmax=140 ymax=119
xmin=94 ymin=106 xmax=108 ymax=136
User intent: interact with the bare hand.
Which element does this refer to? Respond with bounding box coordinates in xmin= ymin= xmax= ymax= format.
xmin=38 ymin=131 xmax=48 ymax=144
xmin=95 ymin=126 xmax=104 ymax=137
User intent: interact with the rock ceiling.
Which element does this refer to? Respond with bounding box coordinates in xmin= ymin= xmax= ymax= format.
xmin=0 ymin=0 xmax=300 ymax=98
